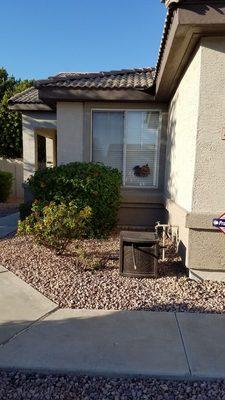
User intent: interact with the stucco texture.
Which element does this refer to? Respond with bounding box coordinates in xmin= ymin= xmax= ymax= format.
xmin=189 ymin=38 xmax=225 ymax=272
xmin=165 ymin=37 xmax=225 ymax=274
xmin=192 ymin=37 xmax=225 ymax=213
xmin=189 ymin=229 xmax=225 ymax=271
xmin=57 ymin=102 xmax=84 ymax=165
xmin=165 ymin=46 xmax=201 ymax=212
xmin=166 ymin=37 xmax=225 ymax=216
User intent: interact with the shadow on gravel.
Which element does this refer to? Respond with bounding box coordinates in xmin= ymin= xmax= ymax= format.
xmin=158 ymin=261 xmax=187 ymax=278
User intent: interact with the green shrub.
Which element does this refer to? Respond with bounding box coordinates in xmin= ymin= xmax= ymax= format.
xmin=19 ymin=202 xmax=33 ymax=221
xmin=18 ymin=200 xmax=92 ymax=254
xmin=0 ymin=171 xmax=13 ymax=202
xmin=27 ymin=162 xmax=122 ymax=237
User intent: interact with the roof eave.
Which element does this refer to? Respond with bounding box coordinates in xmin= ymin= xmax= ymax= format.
xmin=38 ymin=87 xmax=155 ymax=103
xmin=155 ymin=1 xmax=225 ymax=101
xmin=8 ymin=102 xmax=54 ymax=112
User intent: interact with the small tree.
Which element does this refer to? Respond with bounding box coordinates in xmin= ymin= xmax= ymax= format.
xmin=0 ymin=68 xmax=33 ymax=158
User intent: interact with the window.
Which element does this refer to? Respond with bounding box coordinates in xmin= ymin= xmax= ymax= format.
xmin=92 ymin=110 xmax=161 ymax=188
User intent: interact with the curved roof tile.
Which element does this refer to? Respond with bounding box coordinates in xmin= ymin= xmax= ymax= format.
xmin=35 ymin=68 xmax=155 ymax=90
xmin=9 ymin=87 xmax=42 ymax=104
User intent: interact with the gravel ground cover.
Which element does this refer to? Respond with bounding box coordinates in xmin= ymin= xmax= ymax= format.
xmin=0 ymin=234 xmax=225 ymax=313
xmin=0 ymin=371 xmax=225 ymax=400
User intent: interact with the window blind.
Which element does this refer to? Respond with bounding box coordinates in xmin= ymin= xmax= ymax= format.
xmin=92 ymin=111 xmax=124 ymax=171
xmin=92 ymin=110 xmax=160 ymax=188
xmin=125 ymin=111 xmax=160 ymax=187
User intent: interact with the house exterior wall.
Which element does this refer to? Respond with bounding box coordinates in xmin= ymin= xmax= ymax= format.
xmin=164 ymin=45 xmax=201 ymax=262
xmin=165 ymin=37 xmax=225 ymax=279
xmin=165 ymin=46 xmax=201 ymax=212
xmin=57 ymin=102 xmax=83 ymax=165
xmin=192 ymin=37 xmax=225 ymax=213
xmin=188 ymin=37 xmax=225 ymax=276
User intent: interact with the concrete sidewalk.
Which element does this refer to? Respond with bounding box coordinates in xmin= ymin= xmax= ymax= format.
xmin=0 ymin=265 xmax=57 ymax=344
xmin=1 ymin=265 xmax=225 ymax=380
xmin=0 ymin=212 xmax=19 ymax=238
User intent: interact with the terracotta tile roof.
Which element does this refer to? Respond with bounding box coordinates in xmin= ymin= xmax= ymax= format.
xmin=155 ymin=0 xmax=182 ymax=80
xmin=9 ymin=87 xmax=42 ymax=104
xmin=157 ymin=0 xmax=202 ymax=80
xmin=35 ymin=68 xmax=155 ymax=90
xmin=9 ymin=68 xmax=155 ymax=105
xmin=155 ymin=10 xmax=174 ymax=81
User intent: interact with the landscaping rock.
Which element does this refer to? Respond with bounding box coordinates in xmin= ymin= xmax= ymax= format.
xmin=0 ymin=235 xmax=225 ymax=313
xmin=0 ymin=371 xmax=225 ymax=400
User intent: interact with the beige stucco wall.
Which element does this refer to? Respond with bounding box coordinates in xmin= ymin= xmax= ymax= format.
xmin=192 ymin=37 xmax=225 ymax=213
xmin=57 ymin=102 xmax=84 ymax=165
xmin=164 ymin=46 xmax=202 ymax=266
xmin=165 ymin=37 xmax=225 ymax=276
xmin=165 ymin=198 xmax=189 ymax=263
xmin=188 ymin=37 xmax=225 ymax=273
xmin=165 ymin=46 xmax=201 ymax=212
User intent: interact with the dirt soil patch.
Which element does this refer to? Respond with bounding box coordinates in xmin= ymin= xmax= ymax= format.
xmin=0 ymin=234 xmax=225 ymax=313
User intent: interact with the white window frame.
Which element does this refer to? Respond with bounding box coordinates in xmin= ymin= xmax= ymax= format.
xmin=91 ymin=108 xmax=162 ymax=189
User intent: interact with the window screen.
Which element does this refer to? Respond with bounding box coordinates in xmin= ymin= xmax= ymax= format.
xmin=124 ymin=111 xmax=160 ymax=187
xmin=92 ymin=110 xmax=160 ymax=188
xmin=92 ymin=111 xmax=124 ymax=171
